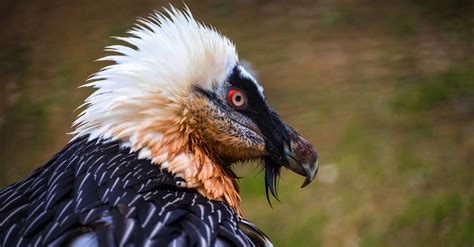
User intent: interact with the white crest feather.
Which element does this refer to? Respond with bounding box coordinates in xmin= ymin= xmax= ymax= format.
xmin=72 ymin=6 xmax=238 ymax=145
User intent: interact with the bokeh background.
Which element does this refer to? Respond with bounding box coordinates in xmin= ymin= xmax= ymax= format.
xmin=0 ymin=0 xmax=473 ymax=246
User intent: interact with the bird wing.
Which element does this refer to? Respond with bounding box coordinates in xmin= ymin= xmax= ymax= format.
xmin=0 ymin=136 xmax=260 ymax=246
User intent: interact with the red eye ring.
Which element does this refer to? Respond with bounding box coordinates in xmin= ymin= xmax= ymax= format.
xmin=227 ymin=89 xmax=246 ymax=108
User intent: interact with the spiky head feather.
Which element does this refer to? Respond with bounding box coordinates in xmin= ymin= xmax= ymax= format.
xmin=73 ymin=7 xmax=238 ymax=144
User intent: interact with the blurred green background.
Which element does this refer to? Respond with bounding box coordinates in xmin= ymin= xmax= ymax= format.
xmin=0 ymin=0 xmax=473 ymax=246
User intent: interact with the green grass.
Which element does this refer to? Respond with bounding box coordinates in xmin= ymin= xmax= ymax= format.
xmin=388 ymin=192 xmax=473 ymax=246
xmin=393 ymin=67 xmax=474 ymax=112
xmin=0 ymin=95 xmax=49 ymax=183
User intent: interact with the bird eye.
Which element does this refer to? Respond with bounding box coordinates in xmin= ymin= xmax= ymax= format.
xmin=227 ymin=89 xmax=246 ymax=108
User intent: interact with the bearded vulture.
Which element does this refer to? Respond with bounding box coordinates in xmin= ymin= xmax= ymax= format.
xmin=0 ymin=6 xmax=318 ymax=247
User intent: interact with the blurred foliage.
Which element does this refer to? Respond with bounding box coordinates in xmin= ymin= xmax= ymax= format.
xmin=393 ymin=67 xmax=474 ymax=112
xmin=0 ymin=0 xmax=472 ymax=246
xmin=415 ymin=0 xmax=473 ymax=34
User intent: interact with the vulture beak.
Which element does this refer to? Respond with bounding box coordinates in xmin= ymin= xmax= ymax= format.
xmin=259 ymin=110 xmax=318 ymax=201
xmin=284 ymin=133 xmax=319 ymax=188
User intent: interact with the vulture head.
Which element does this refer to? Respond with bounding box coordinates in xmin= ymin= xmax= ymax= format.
xmin=73 ymin=7 xmax=318 ymax=213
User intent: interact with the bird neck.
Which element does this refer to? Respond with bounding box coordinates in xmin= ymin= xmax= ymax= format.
xmin=125 ymin=126 xmax=242 ymax=215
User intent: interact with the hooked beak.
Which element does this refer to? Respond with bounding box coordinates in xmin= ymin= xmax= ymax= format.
xmin=284 ymin=134 xmax=319 ymax=188
xmin=252 ymin=108 xmax=318 ymax=202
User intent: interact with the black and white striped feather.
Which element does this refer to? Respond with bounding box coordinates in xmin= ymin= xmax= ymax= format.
xmin=0 ymin=136 xmax=271 ymax=246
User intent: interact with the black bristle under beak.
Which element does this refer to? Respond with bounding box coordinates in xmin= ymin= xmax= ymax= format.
xmin=258 ymin=112 xmax=292 ymax=206
xmin=264 ymin=156 xmax=282 ymax=206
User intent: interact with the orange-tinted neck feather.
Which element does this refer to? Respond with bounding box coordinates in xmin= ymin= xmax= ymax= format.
xmin=112 ymin=116 xmax=242 ymax=215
